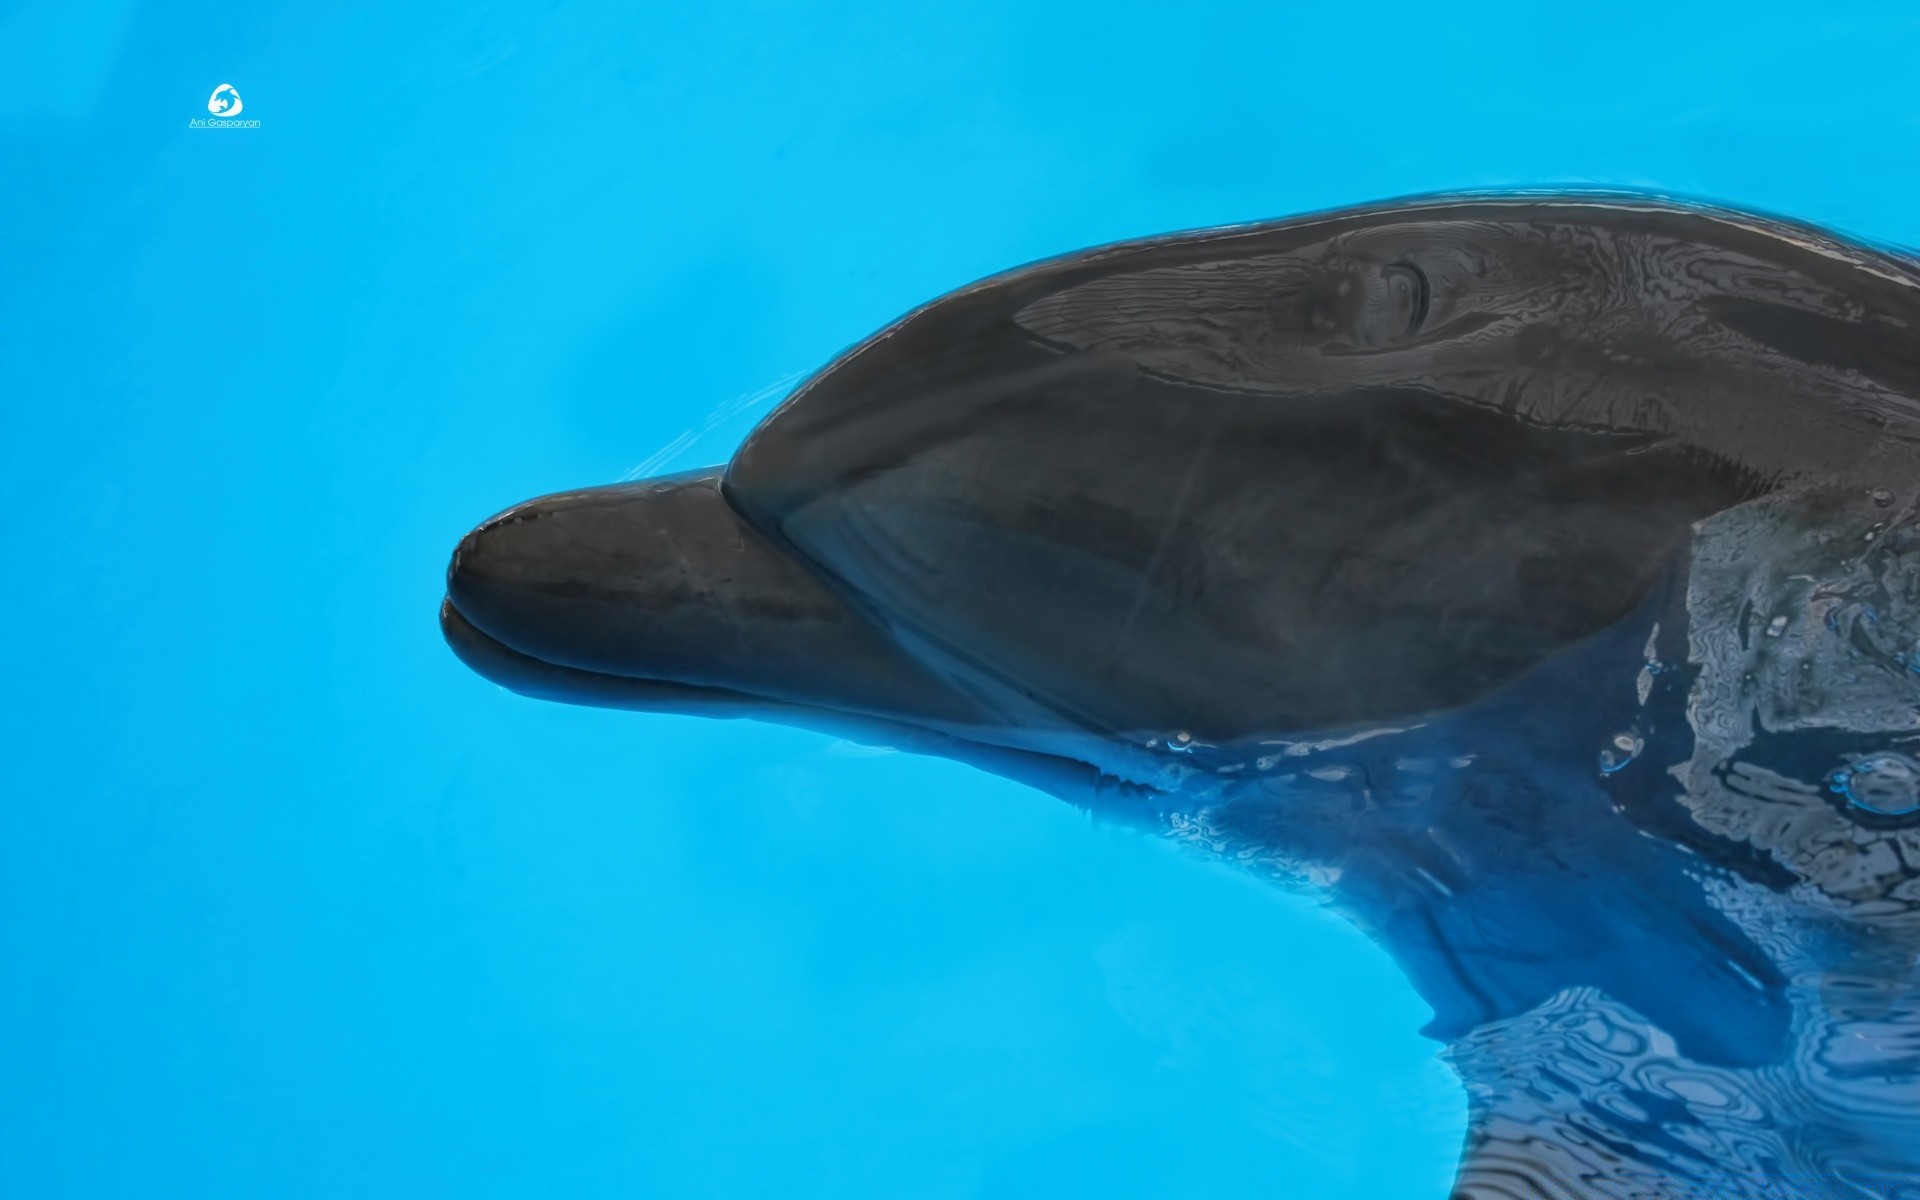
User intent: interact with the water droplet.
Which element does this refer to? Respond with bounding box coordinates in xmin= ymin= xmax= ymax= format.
xmin=1831 ymin=752 xmax=1920 ymax=816
xmin=1764 ymin=615 xmax=1789 ymax=638
xmin=1598 ymin=732 xmax=1644 ymax=775
xmin=1871 ymin=487 xmax=1895 ymax=507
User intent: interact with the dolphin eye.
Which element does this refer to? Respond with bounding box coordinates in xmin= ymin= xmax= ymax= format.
xmin=1273 ymin=260 xmax=1430 ymax=350
xmin=1352 ymin=262 xmax=1429 ymax=347
xmin=1381 ymin=262 xmax=1430 ymax=336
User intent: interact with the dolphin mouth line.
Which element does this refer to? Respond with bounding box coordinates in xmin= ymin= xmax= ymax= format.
xmin=440 ymin=592 xmax=1149 ymax=815
xmin=438 ymin=592 xmax=1025 ymax=753
xmin=439 ymin=594 xmax=783 ymax=718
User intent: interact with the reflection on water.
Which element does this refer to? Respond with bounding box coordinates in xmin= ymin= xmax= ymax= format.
xmin=1163 ymin=486 xmax=1920 ymax=1198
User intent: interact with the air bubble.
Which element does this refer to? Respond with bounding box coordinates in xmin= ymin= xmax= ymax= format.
xmin=1830 ymin=752 xmax=1920 ymax=816
xmin=1871 ymin=487 xmax=1894 ymax=507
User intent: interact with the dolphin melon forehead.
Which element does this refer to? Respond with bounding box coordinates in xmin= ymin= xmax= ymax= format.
xmin=722 ymin=196 xmax=1920 ymax=744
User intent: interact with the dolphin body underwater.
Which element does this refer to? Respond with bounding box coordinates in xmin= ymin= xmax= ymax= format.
xmin=443 ymin=194 xmax=1920 ymax=1198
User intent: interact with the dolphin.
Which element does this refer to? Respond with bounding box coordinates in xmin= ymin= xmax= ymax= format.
xmin=443 ymin=194 xmax=1920 ymax=1199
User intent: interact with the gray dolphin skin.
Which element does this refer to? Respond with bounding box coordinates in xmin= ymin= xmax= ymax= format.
xmin=443 ymin=194 xmax=1920 ymax=1199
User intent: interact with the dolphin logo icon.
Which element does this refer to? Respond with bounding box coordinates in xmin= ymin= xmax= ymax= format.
xmin=207 ymin=84 xmax=243 ymax=117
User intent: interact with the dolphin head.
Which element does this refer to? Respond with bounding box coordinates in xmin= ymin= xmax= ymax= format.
xmin=444 ymin=194 xmax=1920 ymax=774
xmin=442 ymin=193 xmax=1920 ymax=1195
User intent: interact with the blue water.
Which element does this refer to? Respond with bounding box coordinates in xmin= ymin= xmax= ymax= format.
xmin=6 ymin=4 xmax=1920 ymax=1197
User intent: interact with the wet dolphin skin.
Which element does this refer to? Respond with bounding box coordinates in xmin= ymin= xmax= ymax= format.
xmin=445 ymin=194 xmax=1920 ymax=1199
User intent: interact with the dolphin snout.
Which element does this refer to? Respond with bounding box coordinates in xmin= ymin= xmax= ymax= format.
xmin=441 ymin=467 xmax=984 ymax=726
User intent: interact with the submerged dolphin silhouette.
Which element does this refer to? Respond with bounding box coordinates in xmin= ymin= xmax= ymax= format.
xmin=443 ymin=194 xmax=1920 ymax=1199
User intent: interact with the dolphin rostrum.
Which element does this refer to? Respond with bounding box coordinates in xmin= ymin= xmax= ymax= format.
xmin=444 ymin=194 xmax=1920 ymax=1198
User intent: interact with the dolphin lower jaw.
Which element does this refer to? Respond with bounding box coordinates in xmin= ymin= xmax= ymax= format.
xmin=439 ymin=583 xmax=1190 ymax=810
xmin=440 ymin=590 xmax=1176 ymax=821
xmin=439 ymin=595 xmax=786 ymax=718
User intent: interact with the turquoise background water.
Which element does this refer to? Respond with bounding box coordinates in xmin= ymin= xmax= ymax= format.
xmin=5 ymin=3 xmax=1919 ymax=1197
